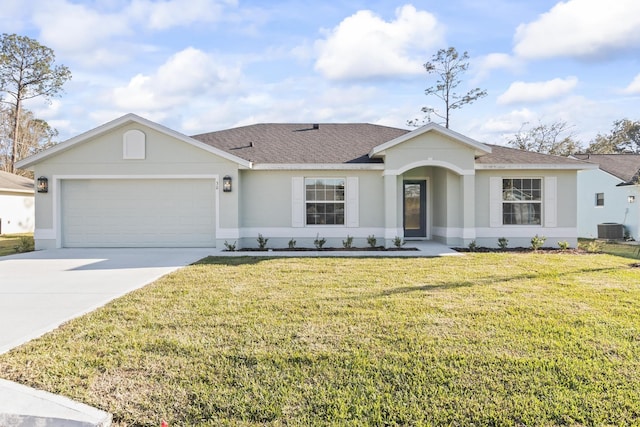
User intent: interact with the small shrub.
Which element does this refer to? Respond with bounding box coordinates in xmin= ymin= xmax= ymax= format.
xmin=468 ymin=240 xmax=477 ymax=252
xmin=530 ymin=234 xmax=546 ymax=251
xmin=14 ymin=236 xmax=34 ymax=253
xmin=223 ymin=240 xmax=236 ymax=252
xmin=497 ymin=237 xmax=508 ymax=250
xmin=314 ymin=234 xmax=326 ymax=249
xmin=392 ymin=236 xmax=405 ymax=248
xmin=257 ymin=234 xmax=269 ymax=250
xmin=343 ymin=235 xmax=354 ymax=249
xmin=557 ymin=241 xmax=570 ymax=251
xmin=288 ymin=239 xmax=296 ymax=249
xmin=367 ymin=235 xmax=377 ymax=248
xmin=584 ymin=240 xmax=602 ymax=253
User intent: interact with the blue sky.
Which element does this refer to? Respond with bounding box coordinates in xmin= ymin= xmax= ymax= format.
xmin=3 ymin=0 xmax=640 ymax=148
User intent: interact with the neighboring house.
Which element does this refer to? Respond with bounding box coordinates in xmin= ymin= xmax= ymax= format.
xmin=0 ymin=170 xmax=35 ymax=235
xmin=573 ymin=154 xmax=640 ymax=239
xmin=16 ymin=113 xmax=593 ymax=250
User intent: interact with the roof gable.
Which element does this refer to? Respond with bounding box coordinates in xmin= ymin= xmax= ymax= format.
xmin=15 ymin=113 xmax=251 ymax=170
xmin=369 ymin=122 xmax=492 ymax=158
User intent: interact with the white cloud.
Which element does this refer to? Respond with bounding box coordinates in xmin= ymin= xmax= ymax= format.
xmin=622 ymin=74 xmax=640 ymax=94
xmin=514 ymin=0 xmax=640 ymax=59
xmin=314 ymin=4 xmax=444 ymax=80
xmin=128 ymin=0 xmax=236 ymax=30
xmin=497 ymin=77 xmax=578 ymax=105
xmin=110 ymin=47 xmax=242 ymax=111
xmin=33 ymin=0 xmax=131 ymax=56
xmin=30 ymin=0 xmax=240 ymax=67
xmin=481 ymin=108 xmax=537 ymax=134
xmin=473 ymin=53 xmax=523 ymax=82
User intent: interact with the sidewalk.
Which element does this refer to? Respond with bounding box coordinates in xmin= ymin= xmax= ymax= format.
xmin=0 ymin=379 xmax=112 ymax=427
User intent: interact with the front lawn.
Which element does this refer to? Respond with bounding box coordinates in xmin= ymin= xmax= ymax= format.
xmin=1 ymin=254 xmax=639 ymax=426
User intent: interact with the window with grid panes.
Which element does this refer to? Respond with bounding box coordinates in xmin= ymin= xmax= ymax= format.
xmin=502 ymin=178 xmax=542 ymax=225
xmin=305 ymin=178 xmax=345 ymax=225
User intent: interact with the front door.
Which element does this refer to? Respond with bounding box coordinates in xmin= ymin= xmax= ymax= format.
xmin=403 ymin=180 xmax=426 ymax=238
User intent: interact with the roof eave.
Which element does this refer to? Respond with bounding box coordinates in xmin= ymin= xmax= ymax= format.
xmin=475 ymin=163 xmax=598 ymax=170
xmin=0 ymin=187 xmax=34 ymax=194
xmin=250 ymin=163 xmax=385 ymax=170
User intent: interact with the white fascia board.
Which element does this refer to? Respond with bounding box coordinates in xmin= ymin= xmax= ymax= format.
xmin=476 ymin=163 xmax=598 ymax=171
xmin=251 ymin=163 xmax=385 ymax=170
xmin=0 ymin=189 xmax=33 ymax=194
xmin=16 ymin=113 xmax=251 ymax=169
xmin=369 ymin=122 xmax=492 ymax=158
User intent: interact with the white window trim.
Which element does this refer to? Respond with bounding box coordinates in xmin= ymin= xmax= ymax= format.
xmin=595 ymin=192 xmax=605 ymax=207
xmin=304 ymin=177 xmax=346 ymax=226
xmin=291 ymin=176 xmax=359 ymax=228
xmin=491 ymin=176 xmax=556 ymax=228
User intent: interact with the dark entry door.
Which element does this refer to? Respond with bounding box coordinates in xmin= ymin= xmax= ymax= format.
xmin=403 ymin=180 xmax=426 ymax=237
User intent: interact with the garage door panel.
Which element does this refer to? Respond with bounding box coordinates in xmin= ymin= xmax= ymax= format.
xmin=62 ymin=179 xmax=216 ymax=247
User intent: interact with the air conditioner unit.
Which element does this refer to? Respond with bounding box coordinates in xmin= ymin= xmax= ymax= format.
xmin=597 ymin=223 xmax=623 ymax=239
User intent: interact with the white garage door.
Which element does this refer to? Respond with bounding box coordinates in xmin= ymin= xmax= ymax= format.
xmin=62 ymin=179 xmax=216 ymax=247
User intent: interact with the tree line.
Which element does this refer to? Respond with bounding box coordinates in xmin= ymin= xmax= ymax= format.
xmin=412 ymin=46 xmax=640 ymax=156
xmin=0 ymin=33 xmax=71 ymax=176
xmin=0 ymin=38 xmax=637 ymax=176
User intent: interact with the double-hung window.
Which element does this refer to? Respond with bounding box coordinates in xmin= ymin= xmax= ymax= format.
xmin=305 ymin=178 xmax=345 ymax=225
xmin=502 ymin=178 xmax=542 ymax=225
xmin=595 ymin=193 xmax=604 ymax=206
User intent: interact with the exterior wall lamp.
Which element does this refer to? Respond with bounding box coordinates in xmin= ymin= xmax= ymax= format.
xmin=37 ymin=176 xmax=49 ymax=193
xmin=628 ymin=195 xmax=636 ymax=203
xmin=223 ymin=175 xmax=232 ymax=192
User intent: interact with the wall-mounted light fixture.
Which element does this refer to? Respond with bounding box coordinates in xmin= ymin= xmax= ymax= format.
xmin=37 ymin=176 xmax=48 ymax=193
xmin=222 ymin=175 xmax=232 ymax=192
xmin=628 ymin=195 xmax=636 ymax=203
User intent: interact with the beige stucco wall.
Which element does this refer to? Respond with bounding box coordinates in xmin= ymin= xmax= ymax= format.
xmin=475 ymin=169 xmax=579 ymax=247
xmin=32 ymin=122 xmax=239 ymax=249
xmin=237 ymin=169 xmax=386 ymax=248
xmin=383 ymin=132 xmax=477 ymax=173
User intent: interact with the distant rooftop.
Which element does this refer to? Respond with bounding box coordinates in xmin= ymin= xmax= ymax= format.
xmin=573 ymin=153 xmax=640 ymax=184
xmin=0 ymin=171 xmax=33 ymax=193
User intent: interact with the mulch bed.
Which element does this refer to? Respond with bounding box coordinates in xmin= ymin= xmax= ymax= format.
xmin=234 ymin=246 xmax=419 ymax=252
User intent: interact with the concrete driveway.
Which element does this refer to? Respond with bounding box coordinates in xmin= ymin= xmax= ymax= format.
xmin=0 ymin=248 xmax=213 ymax=355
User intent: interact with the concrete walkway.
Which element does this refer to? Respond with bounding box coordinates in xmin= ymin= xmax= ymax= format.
xmin=0 ymin=241 xmax=459 ymax=426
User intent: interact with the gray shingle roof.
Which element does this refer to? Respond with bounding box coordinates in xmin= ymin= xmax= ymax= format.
xmin=477 ymin=145 xmax=590 ymax=166
xmin=192 ymin=123 xmax=591 ymax=168
xmin=0 ymin=171 xmax=33 ymax=193
xmin=573 ymin=153 xmax=640 ymax=183
xmin=191 ymin=123 xmax=409 ymax=164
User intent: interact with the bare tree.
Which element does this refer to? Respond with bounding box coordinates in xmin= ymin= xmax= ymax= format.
xmin=0 ymin=33 xmax=70 ymax=173
xmin=0 ymin=106 xmax=57 ymax=175
xmin=409 ymin=47 xmax=487 ymax=128
xmin=507 ymin=120 xmax=580 ymax=156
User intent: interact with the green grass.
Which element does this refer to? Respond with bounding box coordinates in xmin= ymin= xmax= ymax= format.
xmin=582 ymin=241 xmax=640 ymax=259
xmin=0 ymin=233 xmax=34 ymax=256
xmin=1 ymin=254 xmax=639 ymax=426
